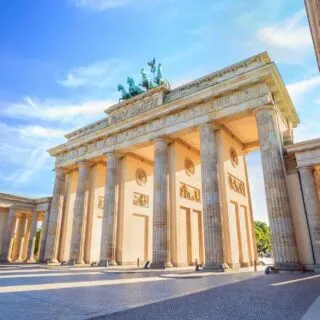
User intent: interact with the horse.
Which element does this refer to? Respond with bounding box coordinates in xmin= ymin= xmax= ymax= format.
xmin=127 ymin=77 xmax=144 ymax=96
xmin=117 ymin=84 xmax=131 ymax=101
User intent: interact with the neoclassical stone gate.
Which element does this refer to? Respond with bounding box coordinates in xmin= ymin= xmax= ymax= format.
xmin=36 ymin=52 xmax=308 ymax=270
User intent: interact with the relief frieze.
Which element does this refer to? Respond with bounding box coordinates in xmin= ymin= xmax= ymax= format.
xmin=55 ymin=84 xmax=269 ymax=165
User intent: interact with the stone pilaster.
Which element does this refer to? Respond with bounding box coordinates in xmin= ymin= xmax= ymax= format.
xmin=69 ymin=161 xmax=91 ymax=265
xmin=16 ymin=216 xmax=28 ymax=262
xmin=0 ymin=207 xmax=17 ymax=262
xmin=39 ymin=209 xmax=50 ymax=262
xmin=151 ymin=138 xmax=172 ymax=268
xmin=99 ymin=152 xmax=120 ymax=266
xmin=298 ymin=166 xmax=320 ymax=266
xmin=45 ymin=168 xmax=67 ymax=263
xmin=199 ymin=124 xmax=225 ymax=270
xmin=255 ymin=106 xmax=299 ymax=270
xmin=26 ymin=212 xmax=38 ymax=263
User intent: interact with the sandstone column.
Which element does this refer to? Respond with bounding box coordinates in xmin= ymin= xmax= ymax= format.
xmin=151 ymin=138 xmax=172 ymax=268
xmin=0 ymin=207 xmax=17 ymax=262
xmin=39 ymin=209 xmax=50 ymax=262
xmin=255 ymin=105 xmax=299 ymax=270
xmin=199 ymin=124 xmax=225 ymax=270
xmin=298 ymin=166 xmax=320 ymax=266
xmin=16 ymin=216 xmax=28 ymax=262
xmin=69 ymin=161 xmax=91 ymax=264
xmin=26 ymin=212 xmax=38 ymax=263
xmin=45 ymin=168 xmax=67 ymax=263
xmin=99 ymin=152 xmax=120 ymax=266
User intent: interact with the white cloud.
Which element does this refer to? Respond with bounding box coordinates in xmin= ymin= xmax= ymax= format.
xmin=255 ymin=9 xmax=313 ymax=65
xmin=286 ymin=76 xmax=320 ymax=104
xmin=0 ymin=122 xmax=64 ymax=187
xmin=257 ymin=10 xmax=312 ymax=50
xmin=70 ymin=0 xmax=170 ymax=11
xmin=71 ymin=0 xmax=131 ymax=10
xmin=59 ymin=59 xmax=124 ymax=88
xmin=0 ymin=96 xmax=115 ymax=125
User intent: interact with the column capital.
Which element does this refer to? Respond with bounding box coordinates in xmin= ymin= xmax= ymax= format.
xmin=77 ymin=160 xmax=95 ymax=168
xmin=198 ymin=122 xmax=214 ymax=130
xmin=253 ymin=104 xmax=275 ymax=117
xmin=152 ymin=136 xmax=172 ymax=144
xmin=54 ymin=167 xmax=68 ymax=175
xmin=104 ymin=151 xmax=123 ymax=159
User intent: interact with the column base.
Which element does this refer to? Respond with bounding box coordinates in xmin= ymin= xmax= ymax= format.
xmin=98 ymin=259 xmax=118 ymax=267
xmin=204 ymin=262 xmax=229 ymax=272
xmin=68 ymin=259 xmax=86 ymax=266
xmin=47 ymin=258 xmax=60 ymax=265
xmin=150 ymin=261 xmax=173 ymax=269
xmin=274 ymin=263 xmax=304 ymax=272
xmin=26 ymin=259 xmax=36 ymax=264
xmin=313 ymin=265 xmax=320 ymax=273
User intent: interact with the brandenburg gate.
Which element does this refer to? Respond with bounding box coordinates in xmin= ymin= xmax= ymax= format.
xmin=2 ymin=52 xmax=319 ymax=271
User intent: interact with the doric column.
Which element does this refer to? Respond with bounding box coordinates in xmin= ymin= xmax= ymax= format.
xmin=298 ymin=166 xmax=320 ymax=266
xmin=255 ymin=105 xmax=299 ymax=270
xmin=39 ymin=209 xmax=50 ymax=262
xmin=199 ymin=124 xmax=225 ymax=270
xmin=151 ymin=138 xmax=172 ymax=268
xmin=26 ymin=212 xmax=38 ymax=263
xmin=0 ymin=207 xmax=17 ymax=262
xmin=16 ymin=216 xmax=28 ymax=262
xmin=69 ymin=161 xmax=91 ymax=264
xmin=99 ymin=152 xmax=120 ymax=266
xmin=45 ymin=168 xmax=67 ymax=263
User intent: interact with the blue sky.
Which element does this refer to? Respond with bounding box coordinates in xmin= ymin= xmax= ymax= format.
xmin=0 ymin=0 xmax=319 ymax=223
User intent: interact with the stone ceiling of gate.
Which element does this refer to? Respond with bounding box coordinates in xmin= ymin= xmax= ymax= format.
xmin=49 ymin=52 xmax=298 ymax=168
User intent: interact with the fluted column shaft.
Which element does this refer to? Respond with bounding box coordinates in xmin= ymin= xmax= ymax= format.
xmin=26 ymin=212 xmax=38 ymax=263
xmin=45 ymin=168 xmax=67 ymax=263
xmin=39 ymin=209 xmax=50 ymax=261
xmin=255 ymin=106 xmax=299 ymax=269
xmin=199 ymin=124 xmax=225 ymax=269
xmin=70 ymin=162 xmax=91 ymax=264
xmin=99 ymin=153 xmax=119 ymax=266
xmin=17 ymin=217 xmax=28 ymax=262
xmin=151 ymin=138 xmax=171 ymax=268
xmin=0 ymin=207 xmax=17 ymax=262
xmin=299 ymin=167 xmax=320 ymax=266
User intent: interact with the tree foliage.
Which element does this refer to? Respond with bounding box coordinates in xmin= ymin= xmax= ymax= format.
xmin=34 ymin=229 xmax=41 ymax=256
xmin=254 ymin=221 xmax=271 ymax=254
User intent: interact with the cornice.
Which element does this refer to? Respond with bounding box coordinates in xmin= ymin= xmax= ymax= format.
xmin=286 ymin=137 xmax=320 ymax=154
xmin=47 ymin=53 xmax=299 ymax=161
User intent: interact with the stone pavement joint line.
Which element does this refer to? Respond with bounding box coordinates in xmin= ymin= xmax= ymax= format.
xmin=0 ymin=276 xmax=170 ymax=293
xmin=270 ymin=275 xmax=320 ymax=286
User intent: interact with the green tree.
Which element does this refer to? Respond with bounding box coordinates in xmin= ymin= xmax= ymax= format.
xmin=254 ymin=221 xmax=271 ymax=254
xmin=34 ymin=229 xmax=41 ymax=257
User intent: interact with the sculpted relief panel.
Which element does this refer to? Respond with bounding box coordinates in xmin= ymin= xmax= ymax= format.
xmin=180 ymin=183 xmax=201 ymax=203
xmin=55 ymin=84 xmax=270 ymax=166
xmin=228 ymin=173 xmax=246 ymax=196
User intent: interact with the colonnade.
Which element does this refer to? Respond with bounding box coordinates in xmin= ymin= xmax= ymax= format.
xmin=0 ymin=209 xmax=49 ymax=263
xmin=298 ymin=167 xmax=320 ymax=267
xmin=43 ymin=104 xmax=301 ymax=270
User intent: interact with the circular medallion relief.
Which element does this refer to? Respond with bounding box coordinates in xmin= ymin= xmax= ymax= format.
xmin=185 ymin=157 xmax=195 ymax=176
xmin=230 ymin=147 xmax=239 ymax=167
xmin=136 ymin=168 xmax=147 ymax=186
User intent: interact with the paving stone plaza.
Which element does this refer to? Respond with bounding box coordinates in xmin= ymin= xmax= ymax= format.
xmin=0 ymin=264 xmax=319 ymax=320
